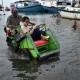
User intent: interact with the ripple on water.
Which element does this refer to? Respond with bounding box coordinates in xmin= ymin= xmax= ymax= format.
xmin=0 ymin=12 xmax=80 ymax=80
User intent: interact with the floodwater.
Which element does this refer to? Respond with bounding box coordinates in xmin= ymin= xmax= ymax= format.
xmin=0 ymin=11 xmax=80 ymax=80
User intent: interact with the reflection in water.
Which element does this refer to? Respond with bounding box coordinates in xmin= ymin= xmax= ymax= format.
xmin=9 ymin=59 xmax=38 ymax=80
xmin=51 ymin=14 xmax=61 ymax=25
xmin=72 ymin=20 xmax=77 ymax=30
xmin=9 ymin=56 xmax=59 ymax=79
xmin=52 ymin=13 xmax=60 ymax=18
xmin=56 ymin=17 xmax=61 ymax=25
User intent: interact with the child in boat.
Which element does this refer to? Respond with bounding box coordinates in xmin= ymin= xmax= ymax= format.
xmin=21 ymin=16 xmax=49 ymax=41
xmin=15 ymin=16 xmax=49 ymax=52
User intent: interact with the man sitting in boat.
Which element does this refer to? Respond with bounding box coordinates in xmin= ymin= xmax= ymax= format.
xmin=21 ymin=16 xmax=49 ymax=41
xmin=6 ymin=8 xmax=22 ymax=32
xmin=5 ymin=7 xmax=35 ymax=35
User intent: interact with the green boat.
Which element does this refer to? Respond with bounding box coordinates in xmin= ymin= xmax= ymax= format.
xmin=4 ymin=24 xmax=60 ymax=60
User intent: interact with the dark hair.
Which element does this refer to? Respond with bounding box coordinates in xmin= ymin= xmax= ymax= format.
xmin=21 ymin=16 xmax=29 ymax=22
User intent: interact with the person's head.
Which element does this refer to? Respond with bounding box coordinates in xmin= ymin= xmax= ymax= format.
xmin=21 ymin=16 xmax=30 ymax=26
xmin=11 ymin=8 xmax=18 ymax=17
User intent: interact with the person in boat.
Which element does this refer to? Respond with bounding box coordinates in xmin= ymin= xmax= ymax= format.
xmin=5 ymin=7 xmax=35 ymax=35
xmin=4 ymin=7 xmax=22 ymax=35
xmin=20 ymin=16 xmax=49 ymax=41
xmin=15 ymin=16 xmax=49 ymax=52
xmin=7 ymin=8 xmax=22 ymax=28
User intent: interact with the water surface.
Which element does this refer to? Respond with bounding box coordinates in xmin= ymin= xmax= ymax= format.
xmin=0 ymin=11 xmax=80 ymax=80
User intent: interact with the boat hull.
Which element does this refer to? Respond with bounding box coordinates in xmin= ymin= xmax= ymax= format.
xmin=16 ymin=5 xmax=45 ymax=12
xmin=43 ymin=6 xmax=58 ymax=13
xmin=59 ymin=10 xmax=80 ymax=20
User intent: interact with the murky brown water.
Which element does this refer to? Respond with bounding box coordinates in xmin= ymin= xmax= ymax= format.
xmin=0 ymin=11 xmax=80 ymax=80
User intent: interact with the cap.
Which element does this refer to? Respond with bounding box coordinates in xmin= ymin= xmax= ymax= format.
xmin=11 ymin=7 xmax=17 ymax=13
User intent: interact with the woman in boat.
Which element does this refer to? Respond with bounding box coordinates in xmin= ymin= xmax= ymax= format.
xmin=21 ymin=16 xmax=49 ymax=41
xmin=15 ymin=16 xmax=49 ymax=52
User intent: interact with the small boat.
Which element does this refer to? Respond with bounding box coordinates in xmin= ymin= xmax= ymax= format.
xmin=13 ymin=0 xmax=44 ymax=12
xmin=5 ymin=7 xmax=10 ymax=11
xmin=4 ymin=24 xmax=60 ymax=61
xmin=59 ymin=1 xmax=80 ymax=20
xmin=53 ymin=0 xmax=71 ymax=10
xmin=35 ymin=0 xmax=71 ymax=13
